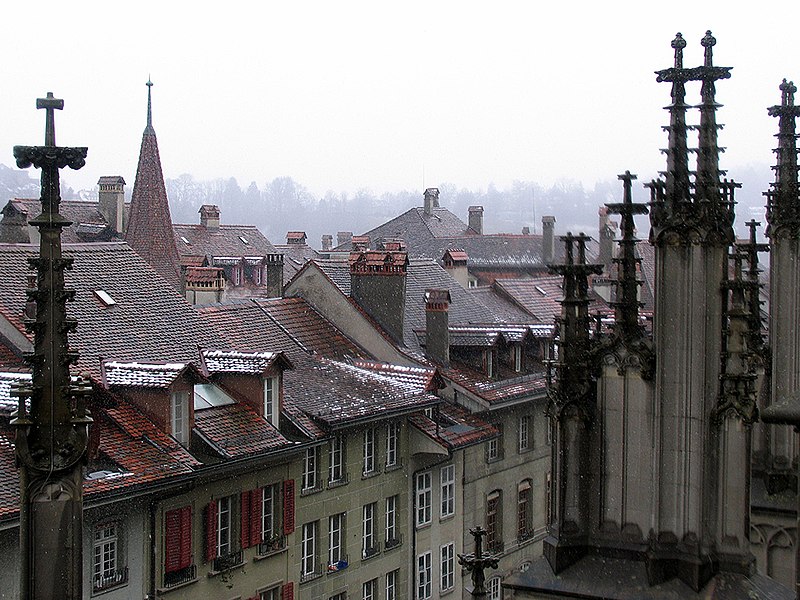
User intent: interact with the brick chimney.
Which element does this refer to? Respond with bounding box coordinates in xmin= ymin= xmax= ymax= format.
xmin=598 ymin=207 xmax=616 ymax=272
xmin=468 ymin=206 xmax=484 ymax=235
xmin=265 ymin=253 xmax=284 ymax=298
xmin=425 ymin=289 xmax=451 ymax=367
xmin=542 ymin=215 xmax=556 ymax=264
xmin=337 ymin=231 xmax=353 ymax=248
xmin=349 ymin=251 xmax=408 ymax=343
xmin=199 ymin=204 xmax=220 ymax=231
xmin=321 ymin=235 xmax=333 ymax=251
xmin=522 ymin=226 xmax=530 ymax=235
xmin=97 ymin=176 xmax=126 ymax=234
xmin=352 ymin=236 xmax=370 ymax=251
xmin=287 ymin=231 xmax=307 ymax=245
xmin=442 ymin=249 xmax=469 ymax=289
xmin=382 ymin=239 xmax=406 ymax=252
xmin=423 ymin=188 xmax=439 ymax=216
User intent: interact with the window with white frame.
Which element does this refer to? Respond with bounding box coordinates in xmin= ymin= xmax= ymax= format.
xmin=329 ymin=434 xmax=346 ymax=484
xmin=518 ymin=415 xmax=530 ymax=452
xmin=487 ymin=437 xmax=499 ymax=462
xmin=329 ymin=513 xmax=345 ymax=566
xmin=301 ymin=521 xmax=317 ymax=577
xmin=362 ymin=502 xmax=376 ymax=557
xmin=264 ymin=376 xmax=278 ymax=425
xmin=386 ymin=569 xmax=398 ymax=600
xmin=415 ymin=471 xmax=432 ymax=527
xmin=216 ymin=496 xmax=232 ymax=557
xmin=518 ymin=479 xmax=532 ymax=540
xmin=385 ymin=495 xmax=398 ymax=544
xmin=385 ymin=422 xmax=399 ymax=467
xmin=259 ymin=586 xmax=280 ymax=600
xmin=514 ymin=345 xmax=523 ymax=372
xmin=417 ymin=551 xmax=432 ymax=600
xmin=93 ymin=522 xmax=123 ymax=590
xmin=440 ymin=464 xmax=455 ymax=518
xmin=486 ymin=490 xmax=502 ymax=552
xmin=170 ymin=390 xmax=189 ymax=445
xmin=302 ymin=447 xmax=319 ymax=491
xmin=363 ymin=428 xmax=376 ymax=475
xmin=261 ymin=485 xmax=276 ymax=541
xmin=363 ymin=578 xmax=378 ymax=600
xmin=486 ymin=348 xmax=494 ymax=377
xmin=440 ymin=542 xmax=455 ymax=592
xmin=488 ymin=576 xmax=502 ymax=600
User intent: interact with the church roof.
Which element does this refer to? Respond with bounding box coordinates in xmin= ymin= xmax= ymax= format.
xmin=124 ymin=82 xmax=183 ymax=291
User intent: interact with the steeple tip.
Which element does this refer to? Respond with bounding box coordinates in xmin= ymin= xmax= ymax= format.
xmin=145 ymin=77 xmax=155 ymax=134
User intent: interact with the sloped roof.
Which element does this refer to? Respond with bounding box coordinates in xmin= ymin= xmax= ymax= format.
xmin=0 ymin=198 xmax=130 ymax=244
xmin=444 ymin=364 xmax=548 ymax=406
xmin=194 ymin=403 xmax=290 ymax=458
xmin=0 ymin=242 xmax=221 ymax=378
xmin=275 ymin=242 xmax=320 ymax=282
xmin=125 ymin=112 xmax=183 ymax=291
xmin=201 ymin=349 xmax=293 ymax=375
xmin=102 ymin=360 xmax=197 ymax=389
xmin=468 ymin=285 xmax=540 ymax=323
xmin=287 ymin=356 xmax=440 ymax=429
xmin=409 ymin=402 xmax=499 ymax=449
xmin=311 ymin=256 xmax=510 ymax=350
xmin=492 ymin=276 xmax=566 ymax=324
xmin=174 ymin=223 xmax=278 ymax=260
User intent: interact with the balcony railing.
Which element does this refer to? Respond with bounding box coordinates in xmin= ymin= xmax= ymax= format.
xmin=163 ymin=564 xmax=196 ymax=588
xmin=212 ymin=549 xmax=244 ymax=573
xmin=258 ymin=534 xmax=287 ymax=556
xmin=93 ymin=566 xmax=128 ymax=592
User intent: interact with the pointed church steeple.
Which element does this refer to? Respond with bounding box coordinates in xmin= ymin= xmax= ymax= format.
xmin=125 ymin=79 xmax=182 ymax=292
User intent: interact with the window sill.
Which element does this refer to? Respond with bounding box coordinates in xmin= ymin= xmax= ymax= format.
xmin=300 ymin=484 xmax=323 ymax=497
xmin=208 ymin=561 xmax=246 ymax=577
xmin=327 ymin=476 xmax=349 ymax=489
xmin=92 ymin=582 xmax=128 ymax=597
xmin=440 ymin=513 xmax=455 ymax=523
xmin=299 ymin=570 xmax=324 ymax=585
xmin=361 ymin=470 xmax=380 ymax=480
xmin=254 ymin=545 xmax=288 ymax=561
xmin=415 ymin=521 xmax=432 ymax=531
xmin=384 ymin=462 xmax=403 ymax=473
xmin=361 ymin=547 xmax=381 ymax=562
xmin=440 ymin=587 xmax=455 ymax=597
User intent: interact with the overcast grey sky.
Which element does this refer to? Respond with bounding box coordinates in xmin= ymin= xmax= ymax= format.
xmin=1 ymin=2 xmax=797 ymax=196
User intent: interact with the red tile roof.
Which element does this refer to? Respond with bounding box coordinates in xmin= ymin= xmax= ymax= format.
xmin=409 ymin=402 xmax=498 ymax=449
xmin=194 ymin=403 xmax=289 ymax=458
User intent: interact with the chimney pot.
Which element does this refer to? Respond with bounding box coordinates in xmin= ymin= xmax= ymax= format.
xmin=97 ymin=175 xmax=126 ymax=234
xmin=425 ymin=288 xmax=450 ymax=366
xmin=337 ymin=231 xmax=353 ymax=247
xmin=321 ymin=234 xmax=333 ymax=251
xmin=199 ymin=204 xmax=220 ymax=231
xmin=542 ymin=215 xmax=556 ymax=264
xmin=423 ymin=188 xmax=439 ymax=215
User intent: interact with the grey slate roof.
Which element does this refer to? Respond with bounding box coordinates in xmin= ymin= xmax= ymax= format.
xmin=174 ymin=223 xmax=278 ymax=260
xmin=0 ymin=198 xmax=130 ymax=243
xmin=0 ymin=242 xmax=221 ymax=377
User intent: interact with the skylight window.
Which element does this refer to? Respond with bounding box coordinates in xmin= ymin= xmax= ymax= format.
xmin=180 ymin=236 xmax=191 ymax=245
xmin=535 ymin=286 xmax=547 ymax=295
xmin=94 ymin=290 xmax=117 ymax=307
xmin=239 ymin=235 xmax=250 ymax=245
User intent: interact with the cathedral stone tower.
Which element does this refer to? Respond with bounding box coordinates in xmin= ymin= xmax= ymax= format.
xmin=507 ymin=32 xmax=792 ymax=600
xmin=125 ymin=80 xmax=183 ymax=292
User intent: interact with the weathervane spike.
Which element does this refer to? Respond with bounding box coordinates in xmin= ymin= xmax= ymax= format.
xmin=146 ymin=78 xmax=154 ymax=133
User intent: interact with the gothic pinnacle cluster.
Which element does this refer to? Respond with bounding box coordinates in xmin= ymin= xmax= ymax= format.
xmin=11 ymin=94 xmax=92 ymax=600
xmin=648 ymin=31 xmax=738 ymax=246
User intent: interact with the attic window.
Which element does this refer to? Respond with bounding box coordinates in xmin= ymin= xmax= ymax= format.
xmin=534 ymin=286 xmax=547 ymax=295
xmin=180 ymin=236 xmax=191 ymax=245
xmin=94 ymin=290 xmax=117 ymax=307
xmin=239 ymin=236 xmax=249 ymax=245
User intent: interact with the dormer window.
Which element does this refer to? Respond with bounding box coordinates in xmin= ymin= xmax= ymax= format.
xmin=234 ymin=265 xmax=242 ymax=286
xmin=171 ymin=390 xmax=190 ymax=444
xmin=514 ymin=346 xmax=522 ymax=373
xmin=264 ymin=376 xmax=279 ymax=425
xmin=485 ymin=349 xmax=494 ymax=378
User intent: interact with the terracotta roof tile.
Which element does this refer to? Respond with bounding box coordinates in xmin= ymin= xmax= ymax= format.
xmin=194 ymin=403 xmax=290 ymax=458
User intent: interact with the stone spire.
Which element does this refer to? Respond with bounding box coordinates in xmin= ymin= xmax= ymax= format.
xmin=605 ymin=171 xmax=648 ymax=341
xmin=125 ymin=79 xmax=182 ymax=291
xmin=12 ymin=93 xmax=93 ymax=600
xmin=544 ymin=232 xmax=602 ymax=573
xmin=764 ymin=78 xmax=800 ymax=489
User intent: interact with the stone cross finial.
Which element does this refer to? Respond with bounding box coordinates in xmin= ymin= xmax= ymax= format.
xmin=701 ymin=30 xmax=716 ymax=67
xmin=36 ymin=92 xmax=63 ymax=147
xmin=671 ymin=33 xmax=686 ymax=69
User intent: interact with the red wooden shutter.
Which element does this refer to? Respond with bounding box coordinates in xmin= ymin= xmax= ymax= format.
xmin=283 ymin=480 xmax=295 ymax=535
xmin=205 ymin=501 xmax=217 ymax=563
xmin=281 ymin=581 xmax=294 ymax=600
xmin=240 ymin=490 xmax=251 ymax=549
xmin=250 ymin=487 xmax=262 ymax=546
xmin=164 ymin=508 xmax=182 ymax=573
xmin=179 ymin=506 xmax=192 ymax=569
